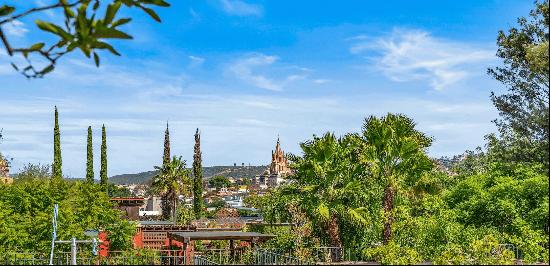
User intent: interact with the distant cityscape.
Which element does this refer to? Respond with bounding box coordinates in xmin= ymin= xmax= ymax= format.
xmin=112 ymin=137 xmax=293 ymax=219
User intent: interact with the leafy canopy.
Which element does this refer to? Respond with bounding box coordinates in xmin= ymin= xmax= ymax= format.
xmin=0 ymin=175 xmax=135 ymax=253
xmin=487 ymin=0 xmax=549 ymax=169
xmin=0 ymin=0 xmax=170 ymax=78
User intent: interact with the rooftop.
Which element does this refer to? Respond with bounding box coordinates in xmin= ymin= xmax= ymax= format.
xmin=168 ymin=231 xmax=275 ymax=242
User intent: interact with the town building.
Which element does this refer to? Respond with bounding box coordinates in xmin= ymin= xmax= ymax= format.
xmin=111 ymin=197 xmax=146 ymax=221
xmin=139 ymin=196 xmax=162 ymax=217
xmin=252 ymin=137 xmax=292 ymax=189
xmin=0 ymin=156 xmax=12 ymax=184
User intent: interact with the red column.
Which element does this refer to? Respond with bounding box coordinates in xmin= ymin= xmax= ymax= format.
xmin=98 ymin=231 xmax=110 ymax=257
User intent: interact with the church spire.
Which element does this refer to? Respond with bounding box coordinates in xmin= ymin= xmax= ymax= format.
xmin=275 ymin=135 xmax=282 ymax=154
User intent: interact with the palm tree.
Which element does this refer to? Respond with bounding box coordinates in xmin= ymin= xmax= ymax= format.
xmin=358 ymin=113 xmax=433 ymax=244
xmin=152 ymin=156 xmax=191 ymax=223
xmin=286 ymin=133 xmax=369 ymax=255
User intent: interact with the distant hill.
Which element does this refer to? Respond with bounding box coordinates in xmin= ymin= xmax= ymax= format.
xmin=109 ymin=165 xmax=268 ymax=185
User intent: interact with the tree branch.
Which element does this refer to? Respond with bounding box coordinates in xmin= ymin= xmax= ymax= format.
xmin=0 ymin=1 xmax=82 ymax=25
xmin=0 ymin=28 xmax=13 ymax=55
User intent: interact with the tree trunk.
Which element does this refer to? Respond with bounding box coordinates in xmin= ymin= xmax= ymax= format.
xmin=327 ymin=215 xmax=343 ymax=262
xmin=382 ymin=186 xmax=395 ymax=244
xmin=172 ymin=197 xmax=177 ymax=225
xmin=161 ymin=194 xmax=171 ymax=220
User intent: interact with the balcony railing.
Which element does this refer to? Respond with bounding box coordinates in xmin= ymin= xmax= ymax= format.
xmin=1 ymin=246 xmax=353 ymax=265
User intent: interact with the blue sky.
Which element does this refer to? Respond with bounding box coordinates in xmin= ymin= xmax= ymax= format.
xmin=0 ymin=0 xmax=533 ymax=178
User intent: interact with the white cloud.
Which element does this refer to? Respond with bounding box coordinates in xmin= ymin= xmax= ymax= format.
xmin=227 ymin=53 xmax=311 ymax=91
xmin=188 ymin=55 xmax=205 ymax=68
xmin=350 ymin=29 xmax=495 ymax=90
xmin=239 ymin=100 xmax=278 ymax=109
xmin=228 ymin=54 xmax=282 ymax=91
xmin=138 ymin=85 xmax=184 ymax=99
xmin=189 ymin=8 xmax=201 ymax=21
xmin=219 ymin=0 xmax=263 ymax=17
xmin=4 ymin=20 xmax=28 ymax=37
xmin=313 ymin=79 xmax=331 ymax=84
xmin=236 ymin=118 xmax=274 ymax=128
xmin=35 ymin=0 xmax=56 ymax=18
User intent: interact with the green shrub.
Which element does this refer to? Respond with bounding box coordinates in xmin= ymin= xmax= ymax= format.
xmin=363 ymin=241 xmax=422 ymax=265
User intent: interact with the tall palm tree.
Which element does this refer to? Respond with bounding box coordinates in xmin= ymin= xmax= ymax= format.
xmin=286 ymin=133 xmax=369 ymax=253
xmin=358 ymin=113 xmax=433 ymax=244
xmin=152 ymin=156 xmax=190 ymax=223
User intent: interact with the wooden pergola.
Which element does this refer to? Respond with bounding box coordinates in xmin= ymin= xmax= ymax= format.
xmin=167 ymin=231 xmax=275 ymax=263
xmin=169 ymin=231 xmax=275 ymax=242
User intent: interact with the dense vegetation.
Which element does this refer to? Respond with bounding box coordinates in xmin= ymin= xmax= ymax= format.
xmin=0 ymin=170 xmax=135 ymax=253
xmin=209 ymin=175 xmax=232 ymax=190
xmin=249 ymin=117 xmax=548 ymax=264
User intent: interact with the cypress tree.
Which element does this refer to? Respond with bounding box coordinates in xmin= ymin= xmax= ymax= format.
xmin=160 ymin=122 xmax=171 ymax=220
xmin=86 ymin=126 xmax=94 ymax=184
xmin=193 ymin=128 xmax=203 ymax=217
xmin=52 ymin=106 xmax=62 ymax=180
xmin=163 ymin=122 xmax=170 ymax=167
xmin=100 ymin=124 xmax=108 ymax=189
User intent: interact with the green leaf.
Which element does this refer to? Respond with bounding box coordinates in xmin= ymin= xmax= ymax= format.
xmin=76 ymin=11 xmax=89 ymax=36
xmin=29 ymin=43 xmax=45 ymax=51
xmin=316 ymin=203 xmax=330 ymax=221
xmin=79 ymin=45 xmax=91 ymax=57
xmin=301 ymin=185 xmax=318 ymax=192
xmin=63 ymin=6 xmax=75 ymax=18
xmin=41 ymin=64 xmax=55 ymax=75
xmin=35 ymin=20 xmax=72 ymax=40
xmin=93 ymin=41 xmax=121 ymax=56
xmin=104 ymin=2 xmax=121 ymax=25
xmin=67 ymin=41 xmax=79 ymax=52
xmin=111 ymin=18 xmax=131 ymax=27
xmin=141 ymin=7 xmax=161 ymax=22
xmin=94 ymin=27 xmax=132 ymax=39
xmin=93 ymin=52 xmax=100 ymax=67
xmin=347 ymin=208 xmax=368 ymax=225
xmin=148 ymin=0 xmax=170 ymax=7
xmin=0 ymin=5 xmax=15 ymax=16
xmin=93 ymin=0 xmax=100 ymax=11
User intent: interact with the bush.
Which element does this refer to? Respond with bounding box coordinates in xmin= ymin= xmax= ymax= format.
xmin=363 ymin=241 xmax=422 ymax=265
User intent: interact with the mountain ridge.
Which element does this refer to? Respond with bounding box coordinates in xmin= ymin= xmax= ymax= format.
xmin=108 ymin=165 xmax=268 ymax=185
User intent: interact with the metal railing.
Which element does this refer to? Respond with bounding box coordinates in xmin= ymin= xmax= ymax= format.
xmin=308 ymin=246 xmax=349 ymax=263
xmin=254 ymin=248 xmax=306 ymax=265
xmin=1 ymin=250 xmax=186 ymax=265
xmin=194 ymin=247 xmax=254 ymax=265
xmin=498 ymin=244 xmax=521 ymax=260
xmin=194 ymin=255 xmax=220 ymax=265
xmin=1 ymin=246 xmax=353 ymax=265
